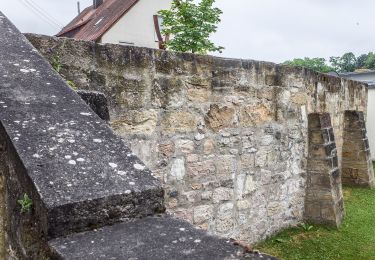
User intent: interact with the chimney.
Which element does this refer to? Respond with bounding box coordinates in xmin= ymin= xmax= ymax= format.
xmin=93 ymin=0 xmax=103 ymax=9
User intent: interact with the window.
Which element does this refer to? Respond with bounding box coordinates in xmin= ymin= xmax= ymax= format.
xmin=119 ymin=41 xmax=135 ymax=46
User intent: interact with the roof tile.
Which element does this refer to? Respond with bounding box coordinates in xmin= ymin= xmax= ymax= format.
xmin=57 ymin=0 xmax=139 ymax=41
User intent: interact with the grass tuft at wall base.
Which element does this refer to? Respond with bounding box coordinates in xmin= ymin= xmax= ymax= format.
xmin=256 ymin=183 xmax=375 ymax=259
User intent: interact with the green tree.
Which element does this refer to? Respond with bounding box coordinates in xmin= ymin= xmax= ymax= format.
xmin=283 ymin=57 xmax=334 ymax=73
xmin=364 ymin=52 xmax=375 ymax=69
xmin=158 ymin=0 xmax=224 ymax=54
xmin=356 ymin=53 xmax=369 ymax=69
xmin=329 ymin=52 xmax=357 ymax=72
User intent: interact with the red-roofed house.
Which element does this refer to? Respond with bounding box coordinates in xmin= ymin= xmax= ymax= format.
xmin=57 ymin=0 xmax=171 ymax=49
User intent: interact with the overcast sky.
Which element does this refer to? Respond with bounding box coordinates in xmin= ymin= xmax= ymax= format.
xmin=1 ymin=0 xmax=375 ymax=63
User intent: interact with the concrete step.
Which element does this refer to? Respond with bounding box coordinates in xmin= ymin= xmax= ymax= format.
xmin=49 ymin=215 xmax=277 ymax=260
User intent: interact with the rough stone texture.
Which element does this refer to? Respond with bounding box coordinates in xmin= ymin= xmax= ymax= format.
xmin=0 ymin=13 xmax=164 ymax=258
xmin=76 ymin=90 xmax=110 ymax=121
xmin=26 ymin=33 xmax=370 ymax=243
xmin=49 ymin=216 xmax=277 ymax=260
xmin=342 ymin=111 xmax=374 ymax=187
xmin=1 ymin=13 xmax=278 ymax=259
xmin=305 ymin=113 xmax=344 ymax=226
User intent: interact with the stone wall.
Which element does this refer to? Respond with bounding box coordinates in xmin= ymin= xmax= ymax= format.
xmin=1 ymin=14 xmax=275 ymax=259
xmin=305 ymin=113 xmax=343 ymax=227
xmin=27 ymin=34 xmax=370 ymax=243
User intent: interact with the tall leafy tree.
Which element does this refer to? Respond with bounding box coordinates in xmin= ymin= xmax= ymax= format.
xmin=356 ymin=54 xmax=369 ymax=69
xmin=285 ymin=52 xmax=375 ymax=74
xmin=364 ymin=52 xmax=375 ymax=69
xmin=283 ymin=57 xmax=334 ymax=73
xmin=329 ymin=52 xmax=357 ymax=72
xmin=158 ymin=0 xmax=224 ymax=54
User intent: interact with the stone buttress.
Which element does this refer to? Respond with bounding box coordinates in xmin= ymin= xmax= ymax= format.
xmin=342 ymin=110 xmax=374 ymax=187
xmin=305 ymin=113 xmax=344 ymax=226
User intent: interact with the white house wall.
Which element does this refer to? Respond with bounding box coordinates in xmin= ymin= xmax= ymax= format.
xmin=367 ymin=88 xmax=375 ymax=160
xmin=101 ymin=0 xmax=172 ymax=48
xmin=341 ymin=72 xmax=375 ymax=161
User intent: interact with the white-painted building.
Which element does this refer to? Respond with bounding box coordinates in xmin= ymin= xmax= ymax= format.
xmin=57 ymin=0 xmax=172 ymax=49
xmin=340 ymin=70 xmax=375 ymax=160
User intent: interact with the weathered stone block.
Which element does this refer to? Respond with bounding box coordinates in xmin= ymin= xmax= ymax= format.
xmin=215 ymin=155 xmax=236 ymax=176
xmin=320 ymin=204 xmax=338 ymax=222
xmin=130 ymin=139 xmax=157 ymax=167
xmin=47 ymin=216 xmax=279 ymax=260
xmin=167 ymin=198 xmax=178 ymax=208
xmin=186 ymin=154 xmax=199 ymax=163
xmin=309 ymin=129 xmax=330 ymax=145
xmin=187 ymin=88 xmax=211 ymax=103
xmin=115 ymin=78 xmax=149 ymax=109
xmin=267 ymin=202 xmax=283 ymax=217
xmin=344 ymin=110 xmax=365 ymax=128
xmin=244 ymin=175 xmax=256 ymax=195
xmin=201 ymin=191 xmax=213 ymax=201
xmin=255 ymin=148 xmax=271 ymax=168
xmin=309 ymin=174 xmax=332 ymax=189
xmin=191 ymin=182 xmax=203 ymax=190
xmin=216 ymin=203 xmax=235 ymax=233
xmin=193 ymin=205 xmax=213 ymax=224
xmin=235 ymin=174 xmax=246 ymax=199
xmin=213 ymin=187 xmax=233 ymax=203
xmin=111 ymin=110 xmax=158 ymax=135
xmin=305 ymin=202 xmax=321 ymax=219
xmin=172 ymin=209 xmax=193 ymax=223
xmin=183 ymin=191 xmax=201 ymax=203
xmin=169 ymin=158 xmax=186 ymax=181
xmin=205 ymin=104 xmax=236 ymax=131
xmin=240 ymin=154 xmax=255 ymax=170
xmin=187 ymin=160 xmax=216 ymax=179
xmin=203 ymin=139 xmax=215 ymax=155
xmin=265 ymin=74 xmax=280 ymax=86
xmin=162 ymin=111 xmax=198 ymax=133
xmin=307 ymin=158 xmax=335 ymax=172
xmin=291 ymin=93 xmax=308 ymax=105
xmin=310 ymin=143 xmax=337 ymax=158
xmin=158 ymin=142 xmax=175 ymax=158
xmin=240 ymin=103 xmax=274 ymax=127
xmin=175 ymin=139 xmax=195 ymax=154
xmin=76 ymin=90 xmax=110 ymax=121
xmin=237 ymin=199 xmax=251 ymax=210
xmin=152 ymin=77 xmax=185 ymax=108
xmin=308 ymin=113 xmax=332 ymax=129
xmin=257 ymin=87 xmax=274 ymax=100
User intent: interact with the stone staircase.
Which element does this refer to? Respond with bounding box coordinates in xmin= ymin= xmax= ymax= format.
xmin=0 ymin=12 xmax=275 ymax=260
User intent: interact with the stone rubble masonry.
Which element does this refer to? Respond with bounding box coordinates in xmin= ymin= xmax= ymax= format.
xmin=1 ymin=13 xmax=278 ymax=259
xmin=305 ymin=113 xmax=344 ymax=226
xmin=342 ymin=111 xmax=375 ymax=187
xmin=76 ymin=90 xmax=110 ymax=121
xmin=25 ymin=31 xmax=371 ymax=244
xmin=0 ymin=12 xmax=164 ymax=257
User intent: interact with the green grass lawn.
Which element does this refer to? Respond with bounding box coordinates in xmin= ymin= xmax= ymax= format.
xmin=256 ymin=186 xmax=375 ymax=260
